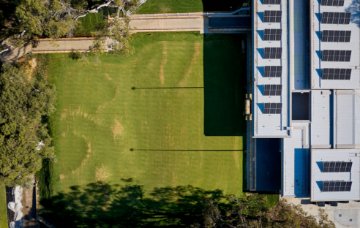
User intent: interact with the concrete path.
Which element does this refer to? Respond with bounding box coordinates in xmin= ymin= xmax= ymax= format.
xmin=1 ymin=12 xmax=250 ymax=61
xmin=129 ymin=13 xmax=204 ymax=33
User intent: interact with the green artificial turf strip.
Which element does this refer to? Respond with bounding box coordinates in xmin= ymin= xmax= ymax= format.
xmin=0 ymin=184 xmax=7 ymax=228
xmin=47 ymin=32 xmax=246 ymax=195
xmin=137 ymin=0 xmax=203 ymax=14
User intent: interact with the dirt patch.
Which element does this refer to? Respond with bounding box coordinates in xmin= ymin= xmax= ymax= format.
xmin=61 ymin=106 xmax=100 ymax=125
xmin=104 ymin=73 xmax=112 ymax=81
xmin=179 ymin=42 xmax=201 ymax=86
xmin=59 ymin=174 xmax=65 ymax=180
xmin=21 ymin=176 xmax=35 ymax=218
xmin=159 ymin=41 xmax=168 ymax=85
xmin=24 ymin=58 xmax=37 ymax=82
xmin=112 ymin=119 xmax=124 ymax=138
xmin=95 ymin=165 xmax=111 ymax=181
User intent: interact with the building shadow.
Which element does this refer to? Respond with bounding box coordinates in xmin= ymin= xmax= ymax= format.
xmin=203 ymin=34 xmax=247 ymax=136
xmin=201 ymin=0 xmax=246 ymax=11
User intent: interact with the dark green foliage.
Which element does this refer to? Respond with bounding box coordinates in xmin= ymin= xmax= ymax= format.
xmin=68 ymin=50 xmax=83 ymax=60
xmin=40 ymin=182 xmax=335 ymax=228
xmin=0 ymin=60 xmax=55 ymax=186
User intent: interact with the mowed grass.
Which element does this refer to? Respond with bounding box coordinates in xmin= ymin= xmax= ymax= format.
xmin=138 ymin=0 xmax=203 ymax=14
xmin=137 ymin=0 xmax=247 ymax=13
xmin=0 ymin=185 xmax=7 ymax=228
xmin=47 ymin=33 xmax=245 ymax=195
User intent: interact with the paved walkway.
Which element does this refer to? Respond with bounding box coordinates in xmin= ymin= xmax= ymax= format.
xmin=285 ymin=197 xmax=360 ymax=228
xmin=129 ymin=13 xmax=204 ymax=33
xmin=2 ymin=12 xmax=250 ymax=61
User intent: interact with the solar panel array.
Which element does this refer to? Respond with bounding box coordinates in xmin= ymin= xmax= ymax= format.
xmin=321 ymin=30 xmax=351 ymax=42
xmin=321 ymin=12 xmax=351 ymax=24
xmin=263 ymin=0 xmax=281 ymax=4
xmin=322 ymin=68 xmax=352 ymax=80
xmin=263 ymin=103 xmax=282 ymax=114
xmin=263 ymin=84 xmax=282 ymax=96
xmin=264 ymin=11 xmax=282 ymax=23
xmin=264 ymin=66 xmax=282 ymax=77
xmin=321 ymin=181 xmax=352 ymax=192
xmin=264 ymin=47 xmax=282 ymax=59
xmin=322 ymin=161 xmax=352 ymax=172
xmin=321 ymin=50 xmax=351 ymax=62
xmin=320 ymin=0 xmax=344 ymax=6
xmin=264 ymin=29 xmax=282 ymax=41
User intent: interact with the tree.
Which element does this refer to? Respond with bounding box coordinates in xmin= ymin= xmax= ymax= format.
xmin=346 ymin=0 xmax=360 ymax=27
xmin=0 ymin=60 xmax=55 ymax=186
xmin=39 ymin=181 xmax=335 ymax=228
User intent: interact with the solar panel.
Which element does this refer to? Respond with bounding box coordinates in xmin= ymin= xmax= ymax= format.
xmin=321 ymin=181 xmax=352 ymax=192
xmin=264 ymin=29 xmax=282 ymax=41
xmin=321 ymin=50 xmax=351 ymax=62
xmin=264 ymin=66 xmax=282 ymax=77
xmin=321 ymin=30 xmax=351 ymax=42
xmin=263 ymin=103 xmax=282 ymax=114
xmin=264 ymin=47 xmax=282 ymax=59
xmin=263 ymin=0 xmax=281 ymax=4
xmin=321 ymin=12 xmax=351 ymax=24
xmin=264 ymin=11 xmax=282 ymax=23
xmin=322 ymin=161 xmax=352 ymax=172
xmin=322 ymin=68 xmax=351 ymax=80
xmin=263 ymin=84 xmax=282 ymax=96
xmin=320 ymin=0 xmax=344 ymax=6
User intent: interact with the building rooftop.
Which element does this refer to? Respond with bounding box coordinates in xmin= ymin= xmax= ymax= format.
xmin=250 ymin=0 xmax=360 ymax=202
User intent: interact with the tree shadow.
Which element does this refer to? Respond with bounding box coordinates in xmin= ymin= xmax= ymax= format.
xmin=39 ymin=181 xmax=268 ymax=227
xmin=201 ymin=0 xmax=248 ymax=12
xmin=203 ymin=34 xmax=247 ymax=136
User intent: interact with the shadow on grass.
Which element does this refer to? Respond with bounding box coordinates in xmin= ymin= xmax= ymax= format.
xmin=39 ymin=180 xmax=268 ymax=227
xmin=203 ymin=34 xmax=247 ymax=136
xmin=201 ymin=0 xmax=248 ymax=11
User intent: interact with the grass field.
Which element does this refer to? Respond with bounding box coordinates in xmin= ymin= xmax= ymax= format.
xmin=0 ymin=185 xmax=7 ymax=228
xmin=138 ymin=0 xmax=203 ymax=14
xmin=46 ymin=33 xmax=246 ymax=195
xmin=74 ymin=13 xmax=105 ymax=37
xmin=137 ymin=0 xmax=247 ymax=14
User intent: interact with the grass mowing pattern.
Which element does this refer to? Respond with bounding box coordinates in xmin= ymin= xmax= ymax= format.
xmin=47 ymin=33 xmax=245 ymax=195
xmin=0 ymin=185 xmax=7 ymax=228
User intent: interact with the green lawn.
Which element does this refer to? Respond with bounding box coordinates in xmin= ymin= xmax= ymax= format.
xmin=74 ymin=12 xmax=105 ymax=37
xmin=138 ymin=0 xmax=203 ymax=14
xmin=137 ymin=0 xmax=247 ymax=14
xmin=47 ymin=33 xmax=246 ymax=195
xmin=0 ymin=185 xmax=7 ymax=228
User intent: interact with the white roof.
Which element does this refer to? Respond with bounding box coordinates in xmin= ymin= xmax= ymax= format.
xmin=334 ymin=90 xmax=360 ymax=149
xmin=310 ymin=0 xmax=360 ymax=90
xmin=311 ymin=149 xmax=360 ymax=202
xmin=252 ymin=0 xmax=289 ymax=137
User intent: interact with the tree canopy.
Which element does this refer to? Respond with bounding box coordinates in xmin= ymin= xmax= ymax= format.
xmin=39 ymin=181 xmax=335 ymax=228
xmin=0 ymin=59 xmax=55 ymax=186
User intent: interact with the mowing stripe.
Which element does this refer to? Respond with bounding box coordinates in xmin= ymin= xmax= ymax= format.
xmin=130 ymin=148 xmax=243 ymax=152
xmin=131 ymin=86 xmax=204 ymax=90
